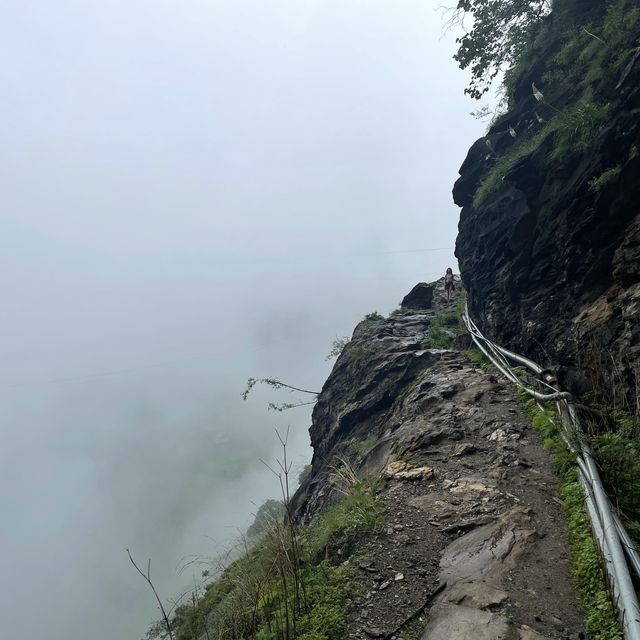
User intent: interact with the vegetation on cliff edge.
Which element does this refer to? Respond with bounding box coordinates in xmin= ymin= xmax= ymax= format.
xmin=462 ymin=0 xmax=640 ymax=205
xmin=144 ymin=461 xmax=382 ymax=640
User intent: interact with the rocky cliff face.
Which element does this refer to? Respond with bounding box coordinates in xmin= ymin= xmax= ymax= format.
xmin=454 ymin=2 xmax=640 ymax=406
xmin=293 ymin=284 xmax=584 ymax=639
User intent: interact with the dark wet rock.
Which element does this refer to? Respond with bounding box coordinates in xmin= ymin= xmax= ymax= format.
xmin=401 ymin=282 xmax=434 ymax=310
xmin=452 ymin=442 xmax=477 ymax=456
xmin=439 ymin=581 xmax=508 ymax=609
xmin=454 ymin=19 xmax=640 ymax=408
xmin=438 ymin=508 xmax=536 ymax=585
xmin=419 ymin=603 xmax=514 ymax=640
xmin=518 ymin=627 xmax=549 ymax=640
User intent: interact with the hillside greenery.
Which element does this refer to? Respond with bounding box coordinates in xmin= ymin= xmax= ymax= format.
xmin=466 ymin=0 xmax=640 ymax=205
xmin=450 ymin=0 xmax=552 ymax=99
xmin=144 ymin=466 xmax=382 ymax=640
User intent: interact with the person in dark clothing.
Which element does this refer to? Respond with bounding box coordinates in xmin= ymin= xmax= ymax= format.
xmin=444 ymin=267 xmax=455 ymax=302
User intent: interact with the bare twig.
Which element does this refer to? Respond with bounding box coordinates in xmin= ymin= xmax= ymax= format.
xmin=127 ymin=549 xmax=175 ymax=640
xmin=582 ymin=25 xmax=605 ymax=43
xmin=243 ymin=377 xmax=320 ymax=412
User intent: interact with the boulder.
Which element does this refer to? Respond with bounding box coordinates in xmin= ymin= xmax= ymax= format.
xmin=401 ymin=283 xmax=434 ymax=310
xmin=419 ymin=603 xmax=515 ymax=640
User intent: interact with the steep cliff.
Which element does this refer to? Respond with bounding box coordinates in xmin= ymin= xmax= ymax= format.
xmin=454 ymin=0 xmax=640 ymax=408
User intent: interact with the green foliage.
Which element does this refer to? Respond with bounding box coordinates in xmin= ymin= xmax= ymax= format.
xmin=591 ymin=431 xmax=640 ymax=539
xmin=474 ymin=101 xmax=610 ymax=205
xmin=561 ymin=480 xmax=623 ymax=640
xmin=295 ymin=562 xmax=357 ymax=640
xmin=588 ymin=165 xmax=621 ymax=191
xmin=470 ymin=0 xmax=640 ymax=205
xmin=389 ymin=307 xmax=413 ymax=317
xmin=353 ymin=312 xmax=385 ymax=338
xmin=390 ymin=439 xmax=410 ymax=462
xmin=465 ymin=347 xmax=496 ymax=372
xmin=325 ymin=336 xmax=350 ymax=361
xmin=248 ymin=499 xmax=285 ymax=540
xmin=347 ymin=435 xmax=379 ymax=457
xmin=242 ymin=377 xmax=320 ymax=412
xmin=549 ymin=102 xmax=611 ymax=159
xmin=427 ymin=324 xmax=454 ymax=350
xmin=450 ymin=0 xmax=551 ymax=99
xmin=473 ymin=124 xmax=550 ymax=205
xmin=426 ymin=306 xmax=464 ymax=349
xmin=306 ymin=476 xmax=383 ymax=557
xmin=588 ymin=406 xmax=640 ymax=545
xmin=154 ymin=474 xmax=381 ymax=640
xmin=544 ymin=0 xmax=640 ymax=101
xmin=256 ymin=561 xmax=357 ymax=640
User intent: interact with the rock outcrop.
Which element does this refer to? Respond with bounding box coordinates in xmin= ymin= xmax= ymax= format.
xmin=400 ymin=282 xmax=434 ymax=310
xmin=453 ymin=4 xmax=640 ymax=406
xmin=294 ymin=284 xmax=584 ymax=639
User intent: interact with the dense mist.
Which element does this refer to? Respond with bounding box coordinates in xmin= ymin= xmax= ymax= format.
xmin=0 ymin=1 xmax=486 ymax=638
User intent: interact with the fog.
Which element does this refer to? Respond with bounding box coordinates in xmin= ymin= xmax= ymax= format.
xmin=0 ymin=2 xmax=485 ymax=638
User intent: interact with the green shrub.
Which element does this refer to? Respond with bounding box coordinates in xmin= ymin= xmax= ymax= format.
xmin=154 ymin=469 xmax=381 ymax=640
xmin=561 ymin=479 xmax=623 ymax=640
xmin=473 ymin=126 xmax=550 ymax=206
xmin=464 ymin=342 xmax=501 ymax=373
xmin=588 ymin=166 xmax=621 ymax=191
xmin=306 ymin=476 xmax=383 ymax=557
xmin=353 ymin=312 xmax=385 ymax=338
xmin=347 ymin=435 xmax=379 ymax=457
xmin=326 ymin=336 xmax=350 ymax=361
xmin=549 ymin=102 xmax=610 ymax=159
xmin=474 ymin=101 xmax=610 ymax=205
xmin=295 ymin=562 xmax=357 ymax=640
xmin=474 ymin=0 xmax=640 ymax=206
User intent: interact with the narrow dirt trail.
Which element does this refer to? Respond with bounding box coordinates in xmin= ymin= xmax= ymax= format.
xmin=296 ymin=283 xmax=585 ymax=640
xmin=348 ymin=347 xmax=583 ymax=639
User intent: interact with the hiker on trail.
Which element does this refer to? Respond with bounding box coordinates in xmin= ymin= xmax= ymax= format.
xmin=444 ymin=267 xmax=455 ymax=302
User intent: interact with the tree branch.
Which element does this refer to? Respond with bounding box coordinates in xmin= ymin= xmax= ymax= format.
xmin=127 ymin=549 xmax=175 ymax=640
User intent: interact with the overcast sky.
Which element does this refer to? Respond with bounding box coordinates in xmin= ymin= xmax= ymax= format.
xmin=0 ymin=2 xmax=486 ymax=638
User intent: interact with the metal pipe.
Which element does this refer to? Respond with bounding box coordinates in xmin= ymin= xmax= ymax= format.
xmin=492 ymin=343 xmax=543 ymax=375
xmin=582 ymin=451 xmax=640 ymax=638
xmin=579 ymin=470 xmax=612 ymax=574
xmin=463 ymin=310 xmax=572 ymax=401
xmin=613 ymin=511 xmax=640 ymax=580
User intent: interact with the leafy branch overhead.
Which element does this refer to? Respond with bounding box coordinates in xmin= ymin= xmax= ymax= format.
xmin=448 ymin=0 xmax=552 ymax=99
xmin=242 ymin=377 xmax=321 ymax=412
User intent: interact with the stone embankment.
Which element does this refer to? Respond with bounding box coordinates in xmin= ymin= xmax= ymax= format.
xmin=294 ymin=282 xmax=584 ymax=640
